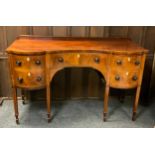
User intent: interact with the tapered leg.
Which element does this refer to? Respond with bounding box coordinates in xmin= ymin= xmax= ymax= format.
xmin=132 ymin=86 xmax=141 ymax=121
xmin=21 ymin=90 xmax=26 ymax=105
xmin=13 ymin=87 xmax=19 ymax=124
xmin=103 ymin=85 xmax=110 ymax=122
xmin=46 ymin=84 xmax=51 ymax=123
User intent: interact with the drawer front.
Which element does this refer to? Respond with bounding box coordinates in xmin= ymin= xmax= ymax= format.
xmin=50 ymin=53 xmax=79 ymax=68
xmin=13 ymin=55 xmax=45 ymax=70
xmin=14 ymin=70 xmax=45 ymax=88
xmin=109 ymin=55 xmax=142 ymax=88
xmin=50 ymin=53 xmax=107 ymax=69
xmin=79 ymin=53 xmax=107 ymax=66
xmin=12 ymin=55 xmax=45 ymax=89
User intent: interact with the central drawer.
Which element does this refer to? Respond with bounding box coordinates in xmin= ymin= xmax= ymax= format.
xmin=49 ymin=53 xmax=79 ymax=68
xmin=49 ymin=53 xmax=107 ymax=70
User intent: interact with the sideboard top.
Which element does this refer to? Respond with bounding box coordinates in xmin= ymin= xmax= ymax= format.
xmin=6 ymin=35 xmax=148 ymax=55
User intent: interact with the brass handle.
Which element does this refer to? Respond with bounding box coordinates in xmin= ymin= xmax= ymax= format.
xmin=58 ymin=57 xmax=64 ymax=63
xmin=132 ymin=75 xmax=138 ymax=81
xmin=16 ymin=61 xmax=22 ymax=66
xmin=94 ymin=57 xmax=100 ymax=63
xmin=36 ymin=76 xmax=42 ymax=82
xmin=17 ymin=77 xmax=23 ymax=84
xmin=115 ymin=75 xmax=120 ymax=81
xmin=135 ymin=60 xmax=140 ymax=66
xmin=35 ymin=60 xmax=41 ymax=65
xmin=116 ymin=60 xmax=122 ymax=65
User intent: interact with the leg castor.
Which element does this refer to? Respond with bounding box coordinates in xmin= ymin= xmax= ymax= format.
xmin=15 ymin=115 xmax=20 ymax=124
xmin=22 ymin=100 xmax=26 ymax=105
xmin=103 ymin=113 xmax=107 ymax=122
xmin=0 ymin=98 xmax=4 ymax=106
xmin=48 ymin=118 xmax=51 ymax=123
xmin=119 ymin=95 xmax=125 ymax=103
xmin=21 ymin=90 xmax=27 ymax=105
xmin=132 ymin=112 xmax=137 ymax=121
xmin=16 ymin=119 xmax=20 ymax=124
xmin=47 ymin=113 xmax=51 ymax=123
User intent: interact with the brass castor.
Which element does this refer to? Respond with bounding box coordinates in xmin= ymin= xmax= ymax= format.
xmin=103 ymin=118 xmax=107 ymax=122
xmin=119 ymin=96 xmax=125 ymax=103
xmin=47 ymin=114 xmax=51 ymax=123
xmin=103 ymin=113 xmax=107 ymax=122
xmin=22 ymin=101 xmax=26 ymax=105
xmin=0 ymin=98 xmax=4 ymax=106
xmin=132 ymin=112 xmax=136 ymax=121
xmin=48 ymin=118 xmax=52 ymax=123
xmin=15 ymin=115 xmax=19 ymax=124
xmin=16 ymin=119 xmax=20 ymax=125
xmin=22 ymin=95 xmax=26 ymax=105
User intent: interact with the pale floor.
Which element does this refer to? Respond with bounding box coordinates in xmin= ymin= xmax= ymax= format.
xmin=0 ymin=96 xmax=155 ymax=128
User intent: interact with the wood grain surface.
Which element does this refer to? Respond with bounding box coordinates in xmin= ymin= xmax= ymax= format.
xmin=0 ymin=26 xmax=154 ymax=103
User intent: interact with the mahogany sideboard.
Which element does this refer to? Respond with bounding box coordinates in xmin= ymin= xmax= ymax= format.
xmin=6 ymin=35 xmax=148 ymax=124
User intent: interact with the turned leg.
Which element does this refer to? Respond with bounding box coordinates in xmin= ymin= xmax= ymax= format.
xmin=13 ymin=87 xmax=19 ymax=124
xmin=103 ymin=85 xmax=110 ymax=122
xmin=21 ymin=90 xmax=26 ymax=105
xmin=46 ymin=84 xmax=51 ymax=123
xmin=132 ymin=86 xmax=141 ymax=121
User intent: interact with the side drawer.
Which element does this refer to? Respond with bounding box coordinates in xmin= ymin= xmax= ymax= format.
xmin=11 ymin=54 xmax=46 ymax=89
xmin=109 ymin=54 xmax=142 ymax=88
xmin=13 ymin=55 xmax=45 ymax=70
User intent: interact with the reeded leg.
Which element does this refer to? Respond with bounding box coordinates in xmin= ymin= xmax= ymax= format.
xmin=46 ymin=84 xmax=51 ymax=123
xmin=13 ymin=87 xmax=19 ymax=124
xmin=103 ymin=85 xmax=110 ymax=122
xmin=21 ymin=90 xmax=26 ymax=105
xmin=132 ymin=86 xmax=141 ymax=121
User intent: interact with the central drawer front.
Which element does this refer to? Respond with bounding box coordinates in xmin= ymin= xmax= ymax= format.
xmin=109 ymin=54 xmax=142 ymax=88
xmin=49 ymin=53 xmax=79 ymax=68
xmin=12 ymin=55 xmax=45 ymax=89
xmin=49 ymin=52 xmax=107 ymax=70
xmin=79 ymin=53 xmax=107 ymax=66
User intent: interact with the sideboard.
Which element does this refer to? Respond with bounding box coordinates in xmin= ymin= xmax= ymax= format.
xmin=6 ymin=35 xmax=148 ymax=124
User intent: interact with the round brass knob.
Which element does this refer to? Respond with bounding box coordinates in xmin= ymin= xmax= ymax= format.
xmin=35 ymin=60 xmax=41 ymax=65
xmin=94 ymin=57 xmax=100 ymax=63
xmin=135 ymin=60 xmax=140 ymax=66
xmin=116 ymin=60 xmax=122 ymax=65
xmin=115 ymin=75 xmax=120 ymax=81
xmin=16 ymin=61 xmax=22 ymax=66
xmin=17 ymin=77 xmax=23 ymax=84
xmin=58 ymin=57 xmax=64 ymax=63
xmin=36 ymin=76 xmax=42 ymax=82
xmin=132 ymin=75 xmax=138 ymax=81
